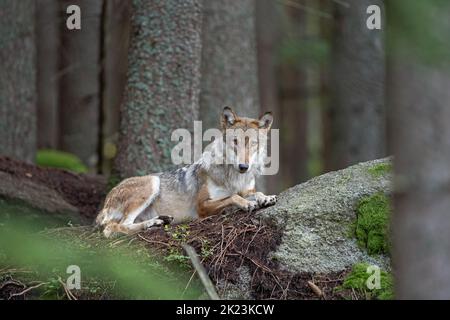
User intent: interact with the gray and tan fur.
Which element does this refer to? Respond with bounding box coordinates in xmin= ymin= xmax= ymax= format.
xmin=96 ymin=107 xmax=277 ymax=238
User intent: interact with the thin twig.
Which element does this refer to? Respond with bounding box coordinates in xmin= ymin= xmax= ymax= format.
xmin=0 ymin=268 xmax=33 ymax=276
xmin=58 ymin=277 xmax=77 ymax=300
xmin=332 ymin=0 xmax=350 ymax=8
xmin=276 ymin=0 xmax=333 ymax=19
xmin=9 ymin=282 xmax=48 ymax=299
xmin=181 ymin=270 xmax=197 ymax=299
xmin=244 ymin=225 xmax=264 ymax=254
xmin=0 ymin=280 xmax=25 ymax=291
xmin=137 ymin=234 xmax=170 ymax=246
xmin=281 ymin=276 xmax=293 ymax=300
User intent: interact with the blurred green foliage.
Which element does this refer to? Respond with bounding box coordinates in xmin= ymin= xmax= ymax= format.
xmin=36 ymin=149 xmax=88 ymax=173
xmin=106 ymin=174 xmax=122 ymax=192
xmin=0 ymin=198 xmax=84 ymax=230
xmin=279 ymin=38 xmax=330 ymax=67
xmin=387 ymin=0 xmax=450 ymax=66
xmin=0 ymin=220 xmax=201 ymax=299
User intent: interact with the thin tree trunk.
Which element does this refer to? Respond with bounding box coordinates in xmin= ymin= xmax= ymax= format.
xmin=0 ymin=0 xmax=37 ymax=163
xmin=36 ymin=0 xmax=59 ymax=150
xmin=58 ymin=0 xmax=103 ymax=170
xmin=319 ymin=0 xmax=333 ymax=174
xmin=256 ymin=0 xmax=282 ymax=194
xmin=330 ymin=0 xmax=385 ymax=170
xmin=100 ymin=0 xmax=131 ymax=175
xmin=199 ymin=0 xmax=260 ymax=130
xmin=269 ymin=2 xmax=309 ymax=192
xmin=390 ymin=62 xmax=450 ymax=299
xmin=256 ymin=0 xmax=279 ymax=115
xmin=114 ymin=0 xmax=202 ymax=178
xmin=278 ymin=62 xmax=308 ymax=189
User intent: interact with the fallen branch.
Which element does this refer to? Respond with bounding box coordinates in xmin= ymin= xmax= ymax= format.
xmin=0 ymin=279 xmax=25 ymax=291
xmin=182 ymin=244 xmax=220 ymax=300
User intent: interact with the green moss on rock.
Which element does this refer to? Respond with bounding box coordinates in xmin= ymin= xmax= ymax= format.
xmin=353 ymin=192 xmax=390 ymax=255
xmin=339 ymin=263 xmax=394 ymax=300
xmin=36 ymin=149 xmax=88 ymax=173
xmin=368 ymin=163 xmax=392 ymax=178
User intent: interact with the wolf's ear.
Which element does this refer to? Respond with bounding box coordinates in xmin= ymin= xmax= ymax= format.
xmin=222 ymin=106 xmax=237 ymax=128
xmin=258 ymin=112 xmax=273 ymax=129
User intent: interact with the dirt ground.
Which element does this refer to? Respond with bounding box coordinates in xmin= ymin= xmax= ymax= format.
xmin=0 ymin=156 xmax=106 ymax=219
xmin=142 ymin=210 xmax=355 ymax=300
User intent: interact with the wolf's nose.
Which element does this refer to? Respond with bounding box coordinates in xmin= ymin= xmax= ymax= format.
xmin=239 ymin=164 xmax=249 ymax=172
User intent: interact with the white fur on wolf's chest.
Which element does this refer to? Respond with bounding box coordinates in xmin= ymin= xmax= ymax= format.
xmin=206 ymin=175 xmax=255 ymax=200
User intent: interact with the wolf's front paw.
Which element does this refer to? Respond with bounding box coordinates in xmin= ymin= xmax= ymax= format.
xmin=257 ymin=194 xmax=277 ymax=208
xmin=155 ymin=215 xmax=174 ymax=226
xmin=242 ymin=200 xmax=259 ymax=213
xmin=147 ymin=215 xmax=173 ymax=228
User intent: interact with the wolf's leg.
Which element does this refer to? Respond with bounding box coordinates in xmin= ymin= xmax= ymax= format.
xmin=102 ymin=216 xmax=173 ymax=238
xmin=198 ymin=194 xmax=258 ymax=218
xmin=97 ymin=175 xmax=167 ymax=238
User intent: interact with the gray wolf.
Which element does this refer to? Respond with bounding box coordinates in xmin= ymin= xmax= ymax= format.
xmin=96 ymin=107 xmax=277 ymax=238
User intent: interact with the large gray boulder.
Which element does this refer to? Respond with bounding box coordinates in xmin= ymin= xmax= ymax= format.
xmin=259 ymin=157 xmax=392 ymax=274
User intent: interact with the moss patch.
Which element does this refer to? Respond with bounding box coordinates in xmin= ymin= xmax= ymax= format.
xmin=338 ymin=263 xmax=394 ymax=300
xmin=368 ymin=163 xmax=392 ymax=178
xmin=352 ymin=193 xmax=391 ymax=255
xmin=36 ymin=149 xmax=88 ymax=173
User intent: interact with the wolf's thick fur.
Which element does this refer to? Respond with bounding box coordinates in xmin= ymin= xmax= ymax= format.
xmin=96 ymin=107 xmax=277 ymax=238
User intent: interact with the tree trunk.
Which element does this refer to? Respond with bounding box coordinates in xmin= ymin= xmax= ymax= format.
xmin=99 ymin=0 xmax=131 ymax=175
xmin=256 ymin=0 xmax=279 ymax=116
xmin=58 ymin=0 xmax=103 ymax=170
xmin=199 ymin=0 xmax=260 ymax=130
xmin=256 ymin=0 xmax=282 ymax=194
xmin=0 ymin=0 xmax=37 ymax=163
xmin=199 ymin=0 xmax=264 ymax=190
xmin=389 ymin=1 xmax=450 ymax=299
xmin=329 ymin=0 xmax=386 ymax=170
xmin=114 ymin=0 xmax=202 ymax=178
xmin=36 ymin=0 xmax=60 ymax=150
xmin=277 ymin=2 xmax=309 ymax=188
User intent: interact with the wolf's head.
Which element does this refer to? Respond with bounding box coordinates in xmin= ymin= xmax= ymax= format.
xmin=220 ymin=106 xmax=273 ymax=174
